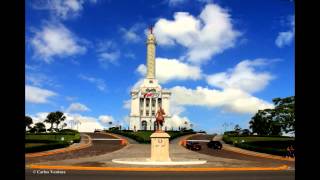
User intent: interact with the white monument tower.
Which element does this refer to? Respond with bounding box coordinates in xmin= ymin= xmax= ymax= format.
xmin=129 ymin=27 xmax=172 ymax=131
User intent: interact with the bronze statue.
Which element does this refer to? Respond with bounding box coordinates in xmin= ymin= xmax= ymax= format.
xmin=155 ymin=106 xmax=165 ymax=131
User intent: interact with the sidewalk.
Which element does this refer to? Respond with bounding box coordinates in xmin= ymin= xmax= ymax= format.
xmin=213 ymin=135 xmax=295 ymax=162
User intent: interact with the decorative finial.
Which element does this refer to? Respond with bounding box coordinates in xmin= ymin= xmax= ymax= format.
xmin=149 ymin=26 xmax=153 ymax=34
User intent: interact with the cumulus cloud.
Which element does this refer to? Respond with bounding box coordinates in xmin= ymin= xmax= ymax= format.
xmin=31 ymin=0 xmax=97 ymax=20
xmin=30 ymin=112 xmax=105 ymax=132
xmin=96 ymin=40 xmax=120 ymax=67
xmin=154 ymin=3 xmax=240 ymax=64
xmin=26 ymin=85 xmax=57 ymax=104
xmin=120 ymin=23 xmax=144 ymax=43
xmin=206 ymin=59 xmax=275 ymax=93
xmin=275 ymin=15 xmax=295 ymax=48
xmin=98 ymin=51 xmax=120 ymax=64
xmin=26 ymin=72 xmax=60 ymax=88
xmin=79 ymin=74 xmax=106 ymax=91
xmin=98 ymin=115 xmax=115 ymax=126
xmin=30 ymin=23 xmax=86 ymax=62
xmin=170 ymin=86 xmax=274 ymax=114
xmin=66 ymin=102 xmax=90 ymax=113
xmin=136 ymin=57 xmax=202 ymax=83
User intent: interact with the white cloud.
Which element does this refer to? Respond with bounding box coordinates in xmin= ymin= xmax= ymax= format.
xmin=206 ymin=59 xmax=274 ymax=93
xmin=32 ymin=0 xmax=88 ymax=20
xmin=154 ymin=3 xmax=240 ymax=64
xmin=26 ymin=85 xmax=57 ymax=104
xmin=96 ymin=40 xmax=120 ymax=67
xmin=66 ymin=102 xmax=90 ymax=113
xmin=168 ymin=0 xmax=185 ymax=6
xmin=30 ymin=112 xmax=105 ymax=132
xmin=120 ymin=23 xmax=144 ymax=43
xmin=165 ymin=114 xmax=192 ymax=130
xmin=275 ymin=31 xmax=294 ymax=48
xmin=26 ymin=73 xmax=60 ymax=88
xmin=275 ymin=15 xmax=295 ymax=48
xmin=98 ymin=115 xmax=115 ymax=126
xmin=98 ymin=51 xmax=120 ymax=64
xmin=136 ymin=57 xmax=202 ymax=83
xmin=170 ymin=86 xmax=274 ymax=114
xmin=79 ymin=74 xmax=106 ymax=91
xmin=124 ymin=53 xmax=136 ymax=59
xmin=30 ymin=23 xmax=86 ymax=62
xmin=123 ymin=100 xmax=131 ymax=109
xmin=168 ymin=0 xmax=212 ymax=6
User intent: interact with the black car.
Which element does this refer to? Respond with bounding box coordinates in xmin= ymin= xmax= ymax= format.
xmin=186 ymin=141 xmax=201 ymax=151
xmin=207 ymin=140 xmax=223 ymax=150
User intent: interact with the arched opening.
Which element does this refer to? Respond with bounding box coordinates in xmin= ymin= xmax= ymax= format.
xmin=141 ymin=121 xmax=147 ymax=131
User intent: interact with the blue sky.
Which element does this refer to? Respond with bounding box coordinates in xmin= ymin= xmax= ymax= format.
xmin=25 ymin=0 xmax=294 ymax=133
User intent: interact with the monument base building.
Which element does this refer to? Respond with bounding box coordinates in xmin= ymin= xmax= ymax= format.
xmin=129 ymin=28 xmax=172 ymax=131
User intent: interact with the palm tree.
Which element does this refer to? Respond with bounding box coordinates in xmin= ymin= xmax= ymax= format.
xmin=34 ymin=122 xmax=46 ymax=133
xmin=25 ymin=116 xmax=33 ymax=130
xmin=44 ymin=111 xmax=66 ymax=132
xmin=54 ymin=111 xmax=66 ymax=130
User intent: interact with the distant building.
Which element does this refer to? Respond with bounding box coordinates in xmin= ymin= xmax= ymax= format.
xmin=129 ymin=28 xmax=172 ymax=131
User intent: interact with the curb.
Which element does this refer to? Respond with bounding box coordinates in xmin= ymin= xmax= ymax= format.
xmin=222 ymin=145 xmax=295 ymax=162
xmin=26 ymin=164 xmax=289 ymax=172
xmin=26 ymin=134 xmax=92 ymax=158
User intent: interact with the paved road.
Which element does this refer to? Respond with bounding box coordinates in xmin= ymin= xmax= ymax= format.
xmin=26 ymin=169 xmax=294 ymax=180
xmin=26 ymin=133 xmax=125 ymax=164
xmin=186 ymin=134 xmax=295 ymax=168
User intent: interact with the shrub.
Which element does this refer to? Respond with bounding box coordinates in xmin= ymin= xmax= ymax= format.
xmin=25 ymin=142 xmax=70 ymax=153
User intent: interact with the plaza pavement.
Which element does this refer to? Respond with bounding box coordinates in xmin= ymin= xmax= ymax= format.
xmin=27 ymin=133 xmax=292 ymax=169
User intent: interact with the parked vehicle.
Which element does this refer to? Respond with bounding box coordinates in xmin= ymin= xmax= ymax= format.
xmin=186 ymin=141 xmax=201 ymax=151
xmin=207 ymin=140 xmax=223 ymax=150
xmin=94 ymin=129 xmax=102 ymax=133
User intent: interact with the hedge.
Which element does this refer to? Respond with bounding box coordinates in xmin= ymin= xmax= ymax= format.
xmin=106 ymin=130 xmax=195 ymax=144
xmin=25 ymin=141 xmax=70 ymax=153
xmin=26 ymin=132 xmax=81 ymax=143
xmin=222 ymin=135 xmax=295 ymax=156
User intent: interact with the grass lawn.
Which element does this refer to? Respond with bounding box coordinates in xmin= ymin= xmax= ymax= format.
xmin=25 ymin=131 xmax=81 ymax=153
xmin=223 ymin=135 xmax=295 ymax=156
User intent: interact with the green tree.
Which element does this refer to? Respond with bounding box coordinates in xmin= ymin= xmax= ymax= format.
xmin=25 ymin=116 xmax=33 ymax=130
xmin=272 ymin=96 xmax=295 ymax=133
xmin=34 ymin=122 xmax=46 ymax=133
xmin=249 ymin=96 xmax=295 ymax=135
xmin=234 ymin=124 xmax=241 ymax=131
xmin=44 ymin=111 xmax=66 ymax=132
xmin=249 ymin=109 xmax=273 ymax=135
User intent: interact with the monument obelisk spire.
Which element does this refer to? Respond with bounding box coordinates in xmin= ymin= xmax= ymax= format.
xmin=146 ymin=26 xmax=156 ymax=79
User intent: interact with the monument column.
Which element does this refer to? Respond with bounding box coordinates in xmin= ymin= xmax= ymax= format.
xmin=146 ymin=27 xmax=156 ymax=79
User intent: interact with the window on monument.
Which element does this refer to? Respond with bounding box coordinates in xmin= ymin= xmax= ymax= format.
xmin=146 ymin=110 xmax=149 ymax=116
xmin=152 ymin=110 xmax=155 ymax=116
xmin=140 ymin=98 xmax=144 ymax=108
xmin=140 ymin=110 xmax=143 ymax=116
xmin=152 ymin=98 xmax=155 ymax=107
xmin=158 ymin=98 xmax=162 ymax=108
xmin=146 ymin=98 xmax=150 ymax=107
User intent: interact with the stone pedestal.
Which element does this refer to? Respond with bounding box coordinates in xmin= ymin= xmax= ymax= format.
xmin=150 ymin=131 xmax=171 ymax=161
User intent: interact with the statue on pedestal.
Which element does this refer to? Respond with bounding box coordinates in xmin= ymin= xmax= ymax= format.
xmin=155 ymin=106 xmax=165 ymax=131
